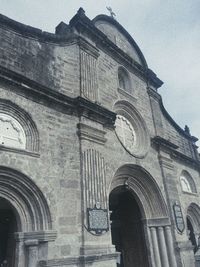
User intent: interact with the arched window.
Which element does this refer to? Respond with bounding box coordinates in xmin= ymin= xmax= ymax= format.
xmin=180 ymin=171 xmax=197 ymax=194
xmin=0 ymin=166 xmax=55 ymax=266
xmin=0 ymin=100 xmax=39 ymax=152
xmin=180 ymin=176 xmax=192 ymax=193
xmin=118 ymin=67 xmax=131 ymax=94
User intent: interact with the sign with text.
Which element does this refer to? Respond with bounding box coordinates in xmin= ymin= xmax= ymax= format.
xmin=87 ymin=207 xmax=109 ymax=234
xmin=173 ymin=202 xmax=185 ymax=233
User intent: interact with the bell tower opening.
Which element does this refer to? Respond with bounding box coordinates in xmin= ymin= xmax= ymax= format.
xmin=0 ymin=197 xmax=17 ymax=267
xmin=109 ymin=187 xmax=149 ymax=267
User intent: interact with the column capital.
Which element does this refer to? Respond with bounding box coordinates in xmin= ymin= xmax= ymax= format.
xmin=24 ymin=239 xmax=39 ymax=247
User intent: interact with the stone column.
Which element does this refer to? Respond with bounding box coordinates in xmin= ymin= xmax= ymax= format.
xmin=165 ymin=226 xmax=177 ymax=267
xmin=15 ymin=239 xmax=25 ymax=267
xmin=24 ymin=239 xmax=39 ymax=267
xmin=157 ymin=227 xmax=169 ymax=267
xmin=150 ymin=227 xmax=161 ymax=267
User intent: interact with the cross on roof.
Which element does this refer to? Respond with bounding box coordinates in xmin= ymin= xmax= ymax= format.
xmin=106 ymin=7 xmax=116 ymax=19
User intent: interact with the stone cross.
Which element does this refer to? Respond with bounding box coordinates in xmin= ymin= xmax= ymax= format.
xmin=106 ymin=7 xmax=116 ymax=19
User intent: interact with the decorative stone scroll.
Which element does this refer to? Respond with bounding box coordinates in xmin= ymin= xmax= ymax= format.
xmin=82 ymin=149 xmax=109 ymax=234
xmin=173 ymin=202 xmax=185 ymax=233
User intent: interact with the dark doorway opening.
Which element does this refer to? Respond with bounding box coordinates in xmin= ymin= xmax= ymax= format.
xmin=187 ymin=218 xmax=198 ymax=253
xmin=0 ymin=198 xmax=17 ymax=267
xmin=109 ymin=187 xmax=149 ymax=267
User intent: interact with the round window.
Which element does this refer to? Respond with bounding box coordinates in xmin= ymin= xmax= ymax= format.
xmin=114 ymin=101 xmax=150 ymax=158
xmin=115 ymin=115 xmax=136 ymax=153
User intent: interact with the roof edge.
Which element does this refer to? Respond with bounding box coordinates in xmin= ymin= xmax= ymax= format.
xmin=160 ymin=98 xmax=198 ymax=142
xmin=92 ymin=14 xmax=148 ymax=69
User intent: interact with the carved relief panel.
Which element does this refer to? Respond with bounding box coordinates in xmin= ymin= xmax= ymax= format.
xmin=0 ymin=113 xmax=26 ymax=149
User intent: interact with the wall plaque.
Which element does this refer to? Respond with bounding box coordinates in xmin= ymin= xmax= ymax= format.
xmin=87 ymin=206 xmax=109 ymax=234
xmin=173 ymin=202 xmax=185 ymax=233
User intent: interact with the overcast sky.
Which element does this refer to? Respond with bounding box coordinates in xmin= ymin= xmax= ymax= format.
xmin=1 ymin=0 xmax=200 ymax=145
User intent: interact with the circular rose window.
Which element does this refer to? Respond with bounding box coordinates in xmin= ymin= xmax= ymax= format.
xmin=114 ymin=101 xmax=150 ymax=158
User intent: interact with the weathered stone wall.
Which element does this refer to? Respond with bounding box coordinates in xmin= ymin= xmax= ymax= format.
xmin=0 ymin=10 xmax=199 ymax=267
xmin=0 ymin=24 xmax=80 ymax=97
xmin=95 ymin=20 xmax=142 ymax=64
xmin=0 ymin=83 xmax=81 ymax=259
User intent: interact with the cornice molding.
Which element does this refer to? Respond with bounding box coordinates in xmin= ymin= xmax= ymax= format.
xmin=0 ymin=10 xmax=163 ymax=88
xmin=77 ymin=123 xmax=107 ymax=145
xmin=152 ymin=136 xmax=179 ymax=150
xmin=159 ymin=99 xmax=198 ymax=142
xmin=147 ymin=86 xmax=161 ymax=101
xmin=144 ymin=217 xmax=171 ymax=227
xmin=92 ymin=14 xmax=148 ymax=68
xmin=171 ymin=150 xmax=200 ymax=170
xmin=78 ymin=38 xmax=100 ymax=58
xmin=148 ymin=85 xmax=198 ymax=143
xmin=146 ymin=69 xmax=163 ymax=89
xmin=75 ymin=97 xmax=116 ymax=127
xmin=70 ymin=10 xmax=164 ymax=88
xmin=0 ymin=14 xmax=74 ymax=44
xmin=0 ymin=66 xmax=116 ymax=127
xmin=0 ymin=145 xmax=40 ymax=157
xmin=69 ymin=9 xmax=149 ymax=81
xmin=152 ymin=136 xmax=200 ymax=170
xmin=15 ymin=230 xmax=57 ymax=242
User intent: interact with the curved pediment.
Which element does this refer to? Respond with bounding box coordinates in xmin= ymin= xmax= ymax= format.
xmin=93 ymin=15 xmax=147 ymax=67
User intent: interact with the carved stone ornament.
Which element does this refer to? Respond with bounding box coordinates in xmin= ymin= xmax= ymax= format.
xmin=0 ymin=113 xmax=26 ymax=149
xmin=115 ymin=114 xmax=136 ymax=153
xmin=173 ymin=202 xmax=185 ymax=233
xmin=114 ymin=101 xmax=150 ymax=158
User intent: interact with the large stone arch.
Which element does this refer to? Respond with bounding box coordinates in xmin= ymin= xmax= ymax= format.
xmin=187 ymin=203 xmax=200 ymax=246
xmin=0 ymin=99 xmax=39 ymax=152
xmin=0 ymin=166 xmax=52 ymax=232
xmin=188 ymin=203 xmax=200 ymax=229
xmin=0 ymin=166 xmax=56 ymax=267
xmin=110 ymin=164 xmax=168 ymax=219
xmin=109 ymin=164 xmax=178 ymax=267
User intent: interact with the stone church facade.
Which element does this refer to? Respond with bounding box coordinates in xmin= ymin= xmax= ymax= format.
xmin=0 ymin=7 xmax=199 ymax=267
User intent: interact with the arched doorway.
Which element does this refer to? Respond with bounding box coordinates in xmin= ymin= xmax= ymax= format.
xmin=187 ymin=203 xmax=200 ymax=266
xmin=110 ymin=164 xmax=177 ymax=267
xmin=110 ymin=187 xmax=149 ymax=267
xmin=0 ymin=166 xmax=56 ymax=267
xmin=187 ymin=217 xmax=198 ymax=253
xmin=0 ymin=198 xmax=17 ymax=266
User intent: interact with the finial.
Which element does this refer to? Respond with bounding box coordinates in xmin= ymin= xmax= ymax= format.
xmin=106 ymin=6 xmax=116 ymax=19
xmin=77 ymin=7 xmax=85 ymax=16
xmin=184 ymin=125 xmax=191 ymax=135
